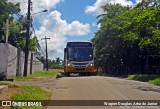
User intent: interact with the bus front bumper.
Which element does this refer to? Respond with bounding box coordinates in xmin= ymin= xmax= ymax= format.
xmin=65 ymin=66 xmax=95 ymax=73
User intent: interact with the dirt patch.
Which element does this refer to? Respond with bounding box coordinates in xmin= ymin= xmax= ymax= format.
xmin=0 ymin=87 xmax=21 ymax=100
xmin=0 ymin=76 xmax=56 ymax=102
xmin=0 ymin=87 xmax=22 ymax=109
xmin=6 ymin=76 xmax=56 ymax=92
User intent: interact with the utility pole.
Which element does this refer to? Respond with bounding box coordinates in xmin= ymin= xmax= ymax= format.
xmin=30 ymin=52 xmax=33 ymax=74
xmin=5 ymin=18 xmax=9 ymax=44
xmin=23 ymin=0 xmax=31 ymax=77
xmin=41 ymin=36 xmax=50 ymax=71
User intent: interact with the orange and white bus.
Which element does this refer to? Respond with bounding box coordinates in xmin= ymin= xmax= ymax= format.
xmin=64 ymin=42 xmax=96 ymax=76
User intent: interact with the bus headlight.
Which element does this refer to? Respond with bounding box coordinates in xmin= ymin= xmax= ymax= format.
xmin=88 ymin=63 xmax=94 ymax=67
xmin=67 ymin=63 xmax=72 ymax=66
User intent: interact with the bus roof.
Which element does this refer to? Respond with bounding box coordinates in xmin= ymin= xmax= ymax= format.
xmin=66 ymin=42 xmax=93 ymax=47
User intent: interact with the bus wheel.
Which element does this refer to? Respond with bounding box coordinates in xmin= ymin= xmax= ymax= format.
xmin=87 ymin=72 xmax=91 ymax=76
xmin=65 ymin=73 xmax=70 ymax=77
xmin=80 ymin=73 xmax=84 ymax=76
xmin=92 ymin=72 xmax=97 ymax=76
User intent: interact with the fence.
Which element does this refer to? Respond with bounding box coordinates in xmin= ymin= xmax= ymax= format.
xmin=0 ymin=43 xmax=44 ymax=79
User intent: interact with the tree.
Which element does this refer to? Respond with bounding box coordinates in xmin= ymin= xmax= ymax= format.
xmin=92 ymin=0 xmax=160 ymax=76
xmin=0 ymin=0 xmax=21 ymax=42
xmin=0 ymin=1 xmax=39 ymax=52
xmin=56 ymin=57 xmax=61 ymax=64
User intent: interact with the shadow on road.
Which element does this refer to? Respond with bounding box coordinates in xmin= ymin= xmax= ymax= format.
xmin=134 ymin=86 xmax=160 ymax=93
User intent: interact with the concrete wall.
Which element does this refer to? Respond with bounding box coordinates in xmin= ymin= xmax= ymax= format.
xmin=0 ymin=44 xmax=8 ymax=79
xmin=0 ymin=43 xmax=44 ymax=79
xmin=32 ymin=56 xmax=44 ymax=72
xmin=7 ymin=44 xmax=17 ymax=78
xmin=0 ymin=44 xmax=8 ymax=73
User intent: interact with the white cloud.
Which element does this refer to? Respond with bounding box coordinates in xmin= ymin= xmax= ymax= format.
xmin=8 ymin=0 xmax=90 ymax=58
xmin=136 ymin=0 xmax=142 ymax=4
xmin=8 ymin=0 xmax=64 ymax=15
xmin=85 ymin=0 xmax=133 ymax=15
xmin=36 ymin=10 xmax=90 ymax=56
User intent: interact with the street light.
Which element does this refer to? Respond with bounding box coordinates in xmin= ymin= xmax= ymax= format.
xmin=31 ymin=9 xmax=48 ymax=15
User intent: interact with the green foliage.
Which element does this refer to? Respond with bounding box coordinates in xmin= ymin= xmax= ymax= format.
xmin=92 ymin=1 xmax=160 ymax=76
xmin=12 ymin=86 xmax=51 ymax=100
xmin=0 ymin=82 xmax=19 ymax=88
xmin=33 ymin=71 xmax=61 ymax=77
xmin=18 ymin=37 xmax=38 ymax=51
xmin=13 ymin=71 xmax=61 ymax=81
xmin=128 ymin=74 xmax=159 ymax=82
xmin=12 ymin=86 xmax=51 ymax=109
xmin=128 ymin=74 xmax=160 ymax=86
xmin=13 ymin=76 xmax=35 ymax=81
xmin=0 ymin=82 xmax=11 ymax=85
xmin=0 ymin=0 xmax=21 ymax=42
xmin=51 ymin=64 xmax=64 ymax=69
xmin=0 ymin=1 xmax=38 ymax=52
xmin=149 ymin=78 xmax=160 ymax=86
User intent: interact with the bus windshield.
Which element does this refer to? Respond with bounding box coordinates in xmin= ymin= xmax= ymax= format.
xmin=68 ymin=48 xmax=93 ymax=61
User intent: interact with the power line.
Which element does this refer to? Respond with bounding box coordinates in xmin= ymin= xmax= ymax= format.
xmin=32 ymin=25 xmax=45 ymax=56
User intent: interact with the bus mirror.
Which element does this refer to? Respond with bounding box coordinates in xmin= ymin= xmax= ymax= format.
xmin=64 ymin=48 xmax=68 ymax=53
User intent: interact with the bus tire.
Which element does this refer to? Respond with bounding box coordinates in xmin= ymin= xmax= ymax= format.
xmin=65 ymin=73 xmax=70 ymax=77
xmin=87 ymin=72 xmax=91 ymax=76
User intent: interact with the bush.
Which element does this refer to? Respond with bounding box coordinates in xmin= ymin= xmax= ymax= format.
xmin=149 ymin=78 xmax=160 ymax=86
xmin=128 ymin=74 xmax=159 ymax=82
xmin=51 ymin=64 xmax=64 ymax=69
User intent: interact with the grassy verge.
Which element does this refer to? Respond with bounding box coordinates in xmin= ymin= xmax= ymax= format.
xmin=13 ymin=71 xmax=61 ymax=81
xmin=0 ymin=82 xmax=19 ymax=88
xmin=97 ymin=72 xmax=108 ymax=76
xmin=128 ymin=74 xmax=160 ymax=86
xmin=11 ymin=86 xmax=51 ymax=109
xmin=13 ymin=76 xmax=35 ymax=81
xmin=149 ymin=78 xmax=160 ymax=86
xmin=33 ymin=71 xmax=61 ymax=77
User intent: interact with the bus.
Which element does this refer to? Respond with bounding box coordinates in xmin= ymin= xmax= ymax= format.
xmin=64 ymin=42 xmax=96 ymax=76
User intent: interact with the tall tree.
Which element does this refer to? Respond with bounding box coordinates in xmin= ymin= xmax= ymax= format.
xmin=0 ymin=1 xmax=38 ymax=52
xmin=92 ymin=0 xmax=160 ymax=76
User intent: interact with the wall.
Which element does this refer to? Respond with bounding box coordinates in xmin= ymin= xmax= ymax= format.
xmin=7 ymin=44 xmax=17 ymax=78
xmin=0 ymin=43 xmax=44 ymax=79
xmin=32 ymin=56 xmax=44 ymax=72
xmin=0 ymin=44 xmax=8 ymax=79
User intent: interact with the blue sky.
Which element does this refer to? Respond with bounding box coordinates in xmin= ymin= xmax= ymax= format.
xmin=9 ymin=0 xmax=140 ymax=59
xmin=55 ymin=0 xmax=97 ymax=42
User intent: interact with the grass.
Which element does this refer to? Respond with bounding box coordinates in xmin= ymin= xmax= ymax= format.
xmin=0 ymin=71 xmax=56 ymax=109
xmin=128 ymin=74 xmax=160 ymax=86
xmin=149 ymin=78 xmax=160 ymax=86
xmin=13 ymin=71 xmax=61 ymax=81
xmin=33 ymin=71 xmax=61 ymax=77
xmin=0 ymin=82 xmax=11 ymax=85
xmin=13 ymin=76 xmax=35 ymax=81
xmin=0 ymin=82 xmax=19 ymax=88
xmin=11 ymin=86 xmax=51 ymax=109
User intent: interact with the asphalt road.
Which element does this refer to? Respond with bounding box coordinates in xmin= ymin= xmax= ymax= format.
xmin=47 ymin=76 xmax=160 ymax=109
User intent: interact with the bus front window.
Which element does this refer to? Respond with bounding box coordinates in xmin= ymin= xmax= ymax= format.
xmin=68 ymin=48 xmax=93 ymax=61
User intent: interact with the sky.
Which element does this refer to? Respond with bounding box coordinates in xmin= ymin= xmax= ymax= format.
xmin=8 ymin=0 xmax=142 ymax=59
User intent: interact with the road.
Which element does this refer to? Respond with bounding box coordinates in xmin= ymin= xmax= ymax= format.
xmin=47 ymin=76 xmax=160 ymax=109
